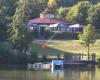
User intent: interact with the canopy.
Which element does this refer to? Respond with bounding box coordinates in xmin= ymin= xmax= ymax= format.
xmin=48 ymin=23 xmax=59 ymax=28
xmin=69 ymin=24 xmax=84 ymax=28
xmin=48 ymin=23 xmax=68 ymax=28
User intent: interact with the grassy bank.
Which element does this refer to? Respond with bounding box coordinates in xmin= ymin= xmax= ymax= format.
xmin=31 ymin=40 xmax=100 ymax=57
xmin=0 ymin=40 xmax=100 ymax=58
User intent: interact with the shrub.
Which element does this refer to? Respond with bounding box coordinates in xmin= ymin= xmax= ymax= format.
xmin=44 ymin=31 xmax=78 ymax=40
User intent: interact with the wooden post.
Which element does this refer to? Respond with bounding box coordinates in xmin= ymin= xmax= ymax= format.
xmin=92 ymin=53 xmax=96 ymax=61
xmin=91 ymin=53 xmax=96 ymax=66
xmin=82 ymin=53 xmax=83 ymax=59
xmin=87 ymin=43 xmax=90 ymax=61
xmin=38 ymin=27 xmax=41 ymax=36
xmin=79 ymin=54 xmax=81 ymax=61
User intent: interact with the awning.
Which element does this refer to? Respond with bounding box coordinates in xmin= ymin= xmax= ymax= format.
xmin=69 ymin=24 xmax=84 ymax=28
xmin=48 ymin=23 xmax=59 ymax=28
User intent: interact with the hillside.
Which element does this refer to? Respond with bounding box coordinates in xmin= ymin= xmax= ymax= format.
xmin=31 ymin=40 xmax=100 ymax=57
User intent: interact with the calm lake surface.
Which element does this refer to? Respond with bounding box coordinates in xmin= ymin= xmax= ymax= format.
xmin=0 ymin=67 xmax=100 ymax=80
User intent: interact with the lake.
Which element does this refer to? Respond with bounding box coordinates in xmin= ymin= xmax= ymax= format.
xmin=0 ymin=67 xmax=100 ymax=80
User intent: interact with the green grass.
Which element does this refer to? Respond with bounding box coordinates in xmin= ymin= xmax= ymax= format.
xmin=1 ymin=40 xmax=99 ymax=57
xmin=31 ymin=43 xmax=66 ymax=56
xmin=31 ymin=40 xmax=100 ymax=57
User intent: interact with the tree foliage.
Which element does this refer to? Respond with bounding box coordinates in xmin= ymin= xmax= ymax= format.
xmin=57 ymin=0 xmax=78 ymax=7
xmin=31 ymin=0 xmax=48 ymax=18
xmin=9 ymin=0 xmax=33 ymax=52
xmin=48 ymin=0 xmax=57 ymax=8
xmin=87 ymin=3 xmax=100 ymax=31
xmin=0 ymin=1 xmax=8 ymax=41
xmin=56 ymin=7 xmax=69 ymax=21
xmin=0 ymin=0 xmax=19 ymax=42
xmin=67 ymin=1 xmax=92 ymax=24
xmin=3 ymin=0 xmax=19 ymax=16
xmin=79 ymin=24 xmax=97 ymax=59
xmin=79 ymin=24 xmax=97 ymax=46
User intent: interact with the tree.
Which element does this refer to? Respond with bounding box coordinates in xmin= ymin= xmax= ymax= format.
xmin=3 ymin=0 xmax=19 ymax=16
xmin=0 ymin=1 xmax=8 ymax=42
xmin=67 ymin=1 xmax=92 ymax=24
xmin=87 ymin=3 xmax=100 ymax=32
xmin=79 ymin=24 xmax=97 ymax=60
xmin=78 ymin=0 xmax=100 ymax=4
xmin=0 ymin=0 xmax=19 ymax=42
xmin=9 ymin=0 xmax=33 ymax=53
xmin=56 ymin=7 xmax=69 ymax=21
xmin=57 ymin=0 xmax=78 ymax=7
xmin=48 ymin=0 xmax=57 ymax=8
xmin=31 ymin=0 xmax=48 ymax=18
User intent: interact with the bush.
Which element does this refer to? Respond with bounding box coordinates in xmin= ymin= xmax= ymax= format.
xmin=30 ymin=29 xmax=79 ymax=40
xmin=43 ymin=31 xmax=78 ymax=40
xmin=41 ymin=54 xmax=47 ymax=62
xmin=53 ymin=32 xmax=78 ymax=40
xmin=0 ymin=42 xmax=40 ymax=65
xmin=0 ymin=47 xmax=15 ymax=65
xmin=28 ymin=51 xmax=38 ymax=64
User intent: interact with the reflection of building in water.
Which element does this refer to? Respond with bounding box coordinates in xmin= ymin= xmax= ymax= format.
xmin=64 ymin=69 xmax=80 ymax=80
xmin=64 ymin=68 xmax=95 ymax=80
xmin=51 ymin=69 xmax=64 ymax=80
xmin=80 ymin=68 xmax=95 ymax=80
xmin=51 ymin=69 xmax=63 ymax=75
xmin=50 ymin=67 xmax=95 ymax=80
xmin=51 ymin=60 xmax=63 ymax=70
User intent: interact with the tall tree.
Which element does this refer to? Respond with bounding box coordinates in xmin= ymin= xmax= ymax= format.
xmin=9 ymin=0 xmax=33 ymax=53
xmin=56 ymin=7 xmax=69 ymax=21
xmin=0 ymin=1 xmax=8 ymax=41
xmin=79 ymin=24 xmax=97 ymax=60
xmin=67 ymin=1 xmax=92 ymax=24
xmin=27 ymin=0 xmax=48 ymax=19
xmin=3 ymin=0 xmax=19 ymax=16
xmin=87 ymin=3 xmax=100 ymax=33
xmin=0 ymin=0 xmax=19 ymax=42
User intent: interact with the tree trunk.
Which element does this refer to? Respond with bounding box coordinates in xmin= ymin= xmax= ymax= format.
xmin=87 ymin=43 xmax=90 ymax=61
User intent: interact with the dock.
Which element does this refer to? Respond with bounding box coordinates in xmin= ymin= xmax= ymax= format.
xmin=27 ymin=53 xmax=96 ymax=70
xmin=51 ymin=53 xmax=96 ymax=69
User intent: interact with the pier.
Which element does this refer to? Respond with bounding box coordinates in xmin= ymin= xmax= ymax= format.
xmin=64 ymin=53 xmax=96 ymax=67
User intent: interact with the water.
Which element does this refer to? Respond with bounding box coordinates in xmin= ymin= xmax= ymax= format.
xmin=0 ymin=67 xmax=100 ymax=80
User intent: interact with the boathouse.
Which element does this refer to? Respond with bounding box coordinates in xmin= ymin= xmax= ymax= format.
xmin=51 ymin=60 xmax=63 ymax=69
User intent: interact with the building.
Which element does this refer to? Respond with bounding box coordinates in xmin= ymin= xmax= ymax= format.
xmin=28 ymin=8 xmax=68 ymax=32
xmin=68 ymin=24 xmax=84 ymax=32
xmin=49 ymin=23 xmax=69 ymax=32
xmin=28 ymin=8 xmax=64 ymax=28
xmin=28 ymin=8 xmax=84 ymax=32
xmin=40 ymin=8 xmax=55 ymax=19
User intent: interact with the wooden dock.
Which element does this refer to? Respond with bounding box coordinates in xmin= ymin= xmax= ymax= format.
xmin=51 ymin=53 xmax=96 ymax=69
xmin=64 ymin=53 xmax=96 ymax=67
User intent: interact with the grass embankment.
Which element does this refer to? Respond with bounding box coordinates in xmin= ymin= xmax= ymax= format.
xmin=31 ymin=40 xmax=100 ymax=57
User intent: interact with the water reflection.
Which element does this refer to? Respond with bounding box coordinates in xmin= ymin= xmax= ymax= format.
xmin=51 ymin=68 xmax=63 ymax=75
xmin=0 ymin=67 xmax=100 ymax=80
xmin=51 ymin=68 xmax=64 ymax=80
xmin=51 ymin=67 xmax=96 ymax=80
xmin=51 ymin=69 xmax=63 ymax=74
xmin=63 ymin=67 xmax=95 ymax=80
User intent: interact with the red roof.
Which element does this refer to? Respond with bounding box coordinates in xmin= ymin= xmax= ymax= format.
xmin=30 ymin=18 xmax=64 ymax=24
